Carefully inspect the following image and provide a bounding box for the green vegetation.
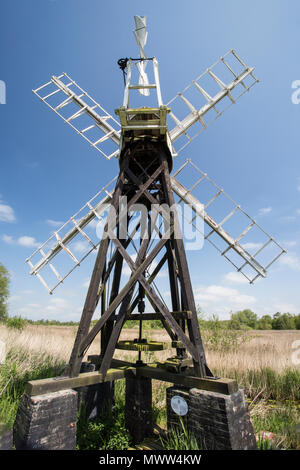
[227,309,300,331]
[159,417,200,450]
[0,348,65,428]
[217,367,300,402]
[0,343,299,449]
[20,309,300,331]
[251,402,300,450]
[0,262,9,321]
[5,316,27,331]
[76,381,132,450]
[199,314,252,353]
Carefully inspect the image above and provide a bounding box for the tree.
[0,262,9,321]
[229,309,258,330]
[257,315,273,330]
[271,312,296,330]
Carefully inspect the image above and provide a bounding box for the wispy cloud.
[46,219,63,228]
[1,234,39,248]
[194,284,256,309]
[1,234,14,244]
[258,207,272,216]
[72,240,89,254]
[223,271,248,284]
[279,252,300,271]
[17,236,39,248]
[0,201,16,223]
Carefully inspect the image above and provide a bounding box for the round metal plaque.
[170,395,188,416]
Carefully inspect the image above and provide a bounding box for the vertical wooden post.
[125,376,153,444]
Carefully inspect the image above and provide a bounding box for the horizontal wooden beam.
[120,311,192,322]
[135,366,238,395]
[26,358,238,396]
[26,367,131,396]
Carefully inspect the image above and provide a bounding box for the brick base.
[167,386,257,450]
[0,423,12,450]
[13,389,78,450]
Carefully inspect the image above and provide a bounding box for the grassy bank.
[0,324,299,449]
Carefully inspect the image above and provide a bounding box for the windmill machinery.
[27,16,285,381]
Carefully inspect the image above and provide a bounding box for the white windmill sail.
[167,50,259,155]
[133,15,150,96]
[33,73,121,160]
[171,159,286,283]
[26,177,117,294]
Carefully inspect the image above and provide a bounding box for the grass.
[159,417,200,450]
[250,400,300,450]
[76,381,132,450]
[0,347,65,428]
[0,324,299,449]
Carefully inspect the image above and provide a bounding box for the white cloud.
[45,297,73,316]
[72,240,90,254]
[46,219,63,227]
[1,234,14,244]
[1,234,39,248]
[0,202,16,222]
[194,284,257,311]
[258,207,272,216]
[223,271,248,284]
[279,253,300,271]
[17,236,39,248]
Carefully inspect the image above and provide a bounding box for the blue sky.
[0,0,300,321]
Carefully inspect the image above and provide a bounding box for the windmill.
[27,16,285,381]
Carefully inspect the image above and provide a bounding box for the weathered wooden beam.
[26,357,238,396]
[26,367,131,396]
[111,311,192,322]
[135,366,238,395]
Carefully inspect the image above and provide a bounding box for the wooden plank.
[135,366,238,395]
[26,367,130,396]
[121,311,192,321]
[27,357,237,396]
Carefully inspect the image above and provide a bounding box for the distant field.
[0,324,299,372]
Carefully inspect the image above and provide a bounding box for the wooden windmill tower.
[21,15,286,449]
